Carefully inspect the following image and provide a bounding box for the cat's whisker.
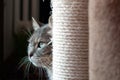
[38,67,43,80]
[40,67,43,80]
[42,68,46,75]
[22,29,31,38]
[19,56,28,64]
[38,68,40,80]
[24,62,29,79]
[37,59,44,80]
[27,62,31,80]
[33,66,37,74]
[26,27,33,37]
[41,60,49,71]
[42,67,47,79]
[18,61,27,70]
[40,60,44,67]
[43,61,49,68]
[45,58,50,66]
[21,56,28,60]
[24,62,29,78]
[24,62,31,79]
[18,56,29,70]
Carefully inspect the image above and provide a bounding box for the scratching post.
[52,0,88,80]
[89,0,120,80]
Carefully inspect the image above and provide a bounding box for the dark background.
[1,0,3,80]
[2,0,51,80]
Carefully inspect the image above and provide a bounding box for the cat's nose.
[29,52,34,58]
[30,53,33,57]
[28,48,35,58]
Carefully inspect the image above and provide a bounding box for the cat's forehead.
[28,24,50,43]
[28,32,39,43]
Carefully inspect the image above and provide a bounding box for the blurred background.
[2,0,51,80]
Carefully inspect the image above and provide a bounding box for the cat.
[27,16,53,80]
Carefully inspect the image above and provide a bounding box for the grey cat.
[27,17,52,80]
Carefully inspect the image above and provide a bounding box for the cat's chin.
[29,56,41,67]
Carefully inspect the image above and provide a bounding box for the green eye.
[40,43,44,46]
[38,42,44,48]
[38,42,41,48]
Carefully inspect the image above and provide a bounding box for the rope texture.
[53,0,88,80]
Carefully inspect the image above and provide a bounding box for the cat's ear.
[48,15,52,28]
[32,17,40,31]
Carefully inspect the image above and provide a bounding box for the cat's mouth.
[29,56,41,67]
[29,54,52,68]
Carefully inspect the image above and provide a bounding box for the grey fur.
[28,18,52,80]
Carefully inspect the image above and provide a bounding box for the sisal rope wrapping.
[89,0,120,80]
[52,0,88,80]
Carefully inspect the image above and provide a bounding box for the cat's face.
[28,18,52,69]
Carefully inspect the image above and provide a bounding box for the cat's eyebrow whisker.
[47,40,52,46]
[26,26,32,36]
[22,29,31,38]
[26,27,32,36]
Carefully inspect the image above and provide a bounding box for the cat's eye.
[38,42,41,48]
[38,42,44,48]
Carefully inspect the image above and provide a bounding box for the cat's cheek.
[37,48,41,50]
[37,48,41,54]
[28,50,31,56]
[28,46,34,55]
[29,56,40,67]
